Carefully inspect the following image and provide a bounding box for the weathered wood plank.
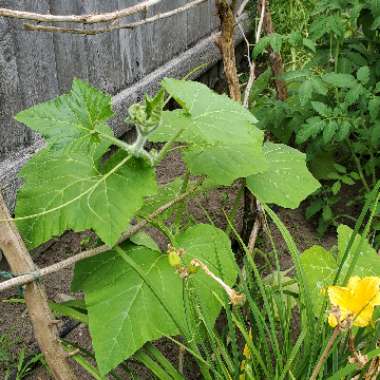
[187,0,211,46]
[0,1,27,158]
[49,0,89,92]
[138,0,188,76]
[12,0,59,150]
[117,0,141,86]
[13,1,59,108]
[209,0,220,30]
[81,0,125,94]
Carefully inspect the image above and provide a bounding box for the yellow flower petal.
[327,276,380,328]
[327,285,351,310]
[328,314,338,328]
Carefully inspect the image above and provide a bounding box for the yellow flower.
[327,276,380,328]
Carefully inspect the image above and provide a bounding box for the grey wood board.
[0,7,27,156]
[49,0,89,93]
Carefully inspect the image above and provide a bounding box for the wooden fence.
[0,0,249,209]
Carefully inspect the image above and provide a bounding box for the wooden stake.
[259,0,288,100]
[215,0,241,102]
[0,193,77,380]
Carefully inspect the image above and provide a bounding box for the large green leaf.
[182,143,266,186]
[246,143,320,209]
[150,79,267,185]
[300,246,338,315]
[72,224,238,375]
[16,150,157,248]
[337,224,380,279]
[15,79,114,155]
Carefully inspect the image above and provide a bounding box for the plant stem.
[346,140,370,192]
[225,184,244,236]
[174,171,191,229]
[98,131,132,153]
[154,128,184,165]
[369,151,377,186]
[309,327,340,380]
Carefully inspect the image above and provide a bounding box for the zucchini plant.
[13,78,320,375]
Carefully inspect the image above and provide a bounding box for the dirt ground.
[0,148,337,380]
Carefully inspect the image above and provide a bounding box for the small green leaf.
[310,18,328,40]
[370,0,380,17]
[311,77,328,95]
[247,143,320,209]
[323,120,338,144]
[370,123,380,147]
[333,163,346,174]
[298,80,314,105]
[287,31,303,47]
[309,152,340,180]
[311,101,331,117]
[250,68,272,100]
[269,33,283,53]
[369,97,380,121]
[303,38,316,52]
[322,205,334,222]
[281,70,310,81]
[296,117,324,144]
[322,73,357,88]
[331,181,341,195]
[349,171,360,181]
[336,120,351,141]
[345,84,364,106]
[341,176,355,185]
[253,36,271,58]
[357,66,370,84]
[305,200,323,220]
